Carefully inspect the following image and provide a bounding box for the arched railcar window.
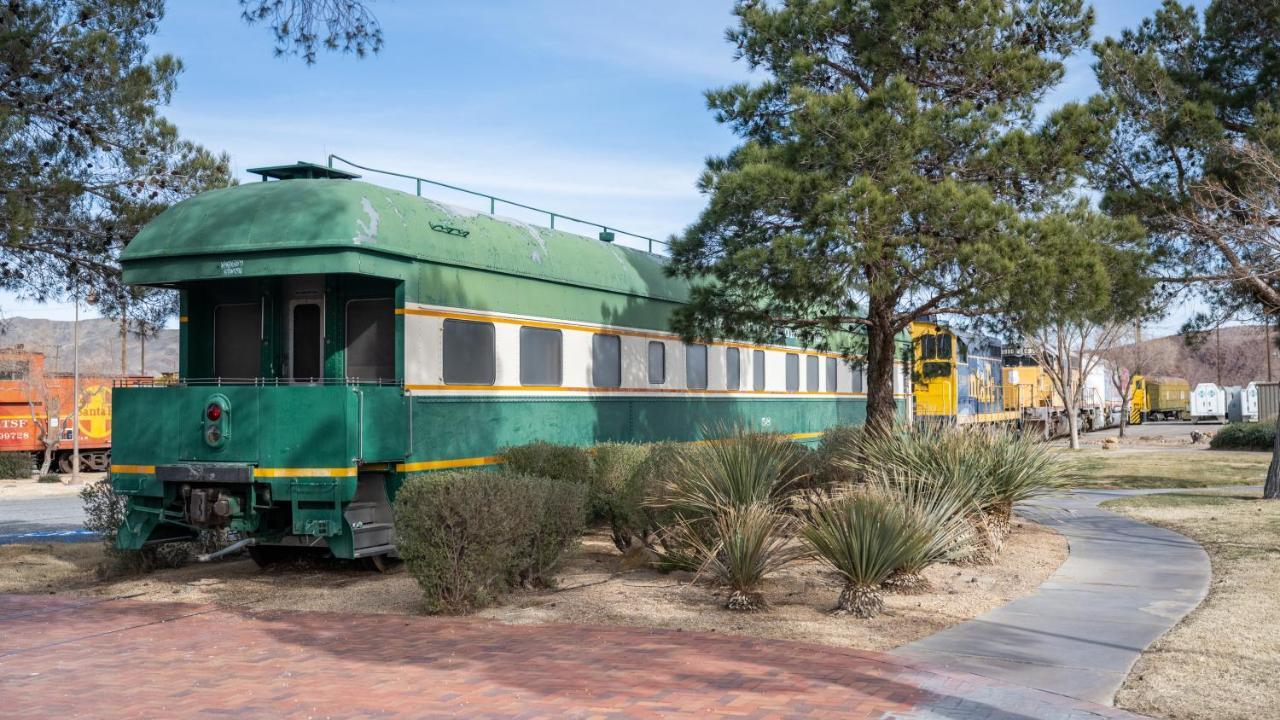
[520,326,562,386]
[752,350,766,391]
[826,357,838,392]
[443,319,495,385]
[592,334,621,388]
[725,347,740,390]
[805,355,819,392]
[648,341,665,385]
[685,343,708,390]
[785,353,799,392]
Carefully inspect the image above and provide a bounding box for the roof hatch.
[246,161,360,181]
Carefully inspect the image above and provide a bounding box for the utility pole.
[1267,320,1274,383]
[1216,323,1223,387]
[71,290,80,484]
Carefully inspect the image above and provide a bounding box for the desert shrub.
[500,442,594,485]
[863,467,979,589]
[592,442,654,551]
[842,426,1066,558]
[800,490,930,618]
[1210,422,1275,451]
[810,425,865,488]
[79,480,191,574]
[680,501,805,611]
[394,469,586,613]
[37,473,61,484]
[650,429,804,571]
[0,452,32,479]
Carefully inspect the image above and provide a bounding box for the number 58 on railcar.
[109,162,913,565]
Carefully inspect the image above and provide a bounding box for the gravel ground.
[1,518,1065,652]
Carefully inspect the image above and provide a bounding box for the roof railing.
[327,154,670,255]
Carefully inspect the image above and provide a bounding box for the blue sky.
[8,0,1204,334]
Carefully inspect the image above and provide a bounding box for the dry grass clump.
[1104,491,1280,720]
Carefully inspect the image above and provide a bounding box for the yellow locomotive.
[910,321,1019,425]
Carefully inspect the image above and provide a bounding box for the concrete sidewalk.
[894,489,1212,706]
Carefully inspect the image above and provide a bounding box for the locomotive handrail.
[327,154,671,255]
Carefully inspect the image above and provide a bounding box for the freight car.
[910,321,1018,425]
[1140,376,1191,422]
[0,348,133,472]
[109,161,913,567]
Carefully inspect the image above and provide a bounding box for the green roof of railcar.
[121,178,686,303]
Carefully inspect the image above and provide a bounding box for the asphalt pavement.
[0,494,93,544]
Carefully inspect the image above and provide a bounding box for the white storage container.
[1191,383,1226,422]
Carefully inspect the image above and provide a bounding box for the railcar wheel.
[57,455,73,474]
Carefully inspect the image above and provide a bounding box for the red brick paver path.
[0,594,1142,719]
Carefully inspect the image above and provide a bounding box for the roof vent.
[598,229,615,243]
[246,161,361,181]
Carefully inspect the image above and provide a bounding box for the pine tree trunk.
[140,334,146,375]
[119,315,127,375]
[865,297,898,435]
[1265,408,1280,499]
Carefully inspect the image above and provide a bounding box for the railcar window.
[345,298,395,382]
[648,341,665,385]
[291,303,323,381]
[0,360,29,379]
[686,343,708,390]
[852,364,864,393]
[826,357,838,392]
[592,334,621,388]
[805,355,819,392]
[726,347,740,390]
[520,326,562,386]
[443,319,495,385]
[753,350,765,391]
[213,302,261,379]
[786,353,799,392]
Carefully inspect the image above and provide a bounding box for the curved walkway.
[0,593,1141,719]
[894,489,1213,706]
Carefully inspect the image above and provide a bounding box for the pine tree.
[668,0,1107,431]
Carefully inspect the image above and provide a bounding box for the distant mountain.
[0,317,177,376]
[1124,324,1279,388]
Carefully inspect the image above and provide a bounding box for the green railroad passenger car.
[110,161,912,565]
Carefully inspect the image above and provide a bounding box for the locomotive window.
[786,353,799,392]
[937,334,952,360]
[805,355,819,392]
[685,343,708,390]
[213,302,261,379]
[921,335,935,360]
[520,326,562,386]
[443,319,495,385]
[725,347,740,390]
[0,359,29,379]
[346,298,395,382]
[592,334,621,388]
[753,350,765,391]
[956,339,968,363]
[648,341,665,384]
[826,357,838,392]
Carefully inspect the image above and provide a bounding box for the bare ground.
[1103,491,1280,720]
[1,518,1065,653]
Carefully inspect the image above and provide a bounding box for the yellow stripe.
[404,383,862,397]
[399,305,862,361]
[253,467,357,478]
[395,456,502,473]
[110,464,155,474]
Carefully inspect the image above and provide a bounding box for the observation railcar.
[109,161,912,566]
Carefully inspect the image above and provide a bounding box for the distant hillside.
[1125,324,1278,387]
[0,317,177,376]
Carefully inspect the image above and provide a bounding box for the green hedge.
[0,452,32,479]
[1210,422,1276,451]
[393,469,586,614]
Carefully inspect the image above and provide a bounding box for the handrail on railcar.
[326,154,670,256]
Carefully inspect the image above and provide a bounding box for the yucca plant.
[800,491,930,618]
[979,429,1071,538]
[863,466,980,591]
[680,501,806,611]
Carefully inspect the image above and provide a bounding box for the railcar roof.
[121,178,686,303]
